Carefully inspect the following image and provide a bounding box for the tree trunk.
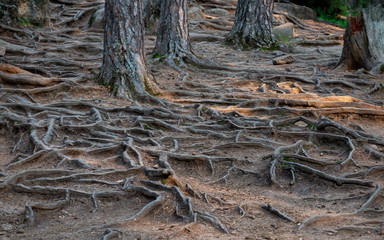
[97,0,161,99]
[226,0,276,49]
[337,6,384,72]
[153,0,195,68]
[143,0,160,31]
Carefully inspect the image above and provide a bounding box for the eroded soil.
[1,0,384,239]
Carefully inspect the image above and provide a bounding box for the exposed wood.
[337,6,384,72]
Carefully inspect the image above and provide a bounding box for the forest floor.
[1,0,384,239]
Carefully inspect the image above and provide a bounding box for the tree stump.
[337,6,384,72]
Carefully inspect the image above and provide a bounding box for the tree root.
[0,65,63,86]
[194,210,230,234]
[261,204,296,223]
[142,180,194,221]
[102,228,122,240]
[280,160,374,187]
[1,4,384,238]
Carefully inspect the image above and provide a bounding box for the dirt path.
[1,1,384,239]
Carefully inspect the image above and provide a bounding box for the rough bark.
[337,5,384,72]
[143,0,161,31]
[153,0,196,68]
[226,0,276,49]
[97,0,161,99]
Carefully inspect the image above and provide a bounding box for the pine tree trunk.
[97,0,161,99]
[226,0,276,49]
[337,6,384,72]
[153,0,194,68]
[143,0,160,31]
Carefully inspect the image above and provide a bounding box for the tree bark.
[226,0,276,49]
[97,0,161,99]
[153,0,195,68]
[143,0,160,31]
[337,6,384,72]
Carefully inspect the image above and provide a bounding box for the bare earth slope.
[1,0,384,239]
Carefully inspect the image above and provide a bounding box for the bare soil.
[1,1,384,239]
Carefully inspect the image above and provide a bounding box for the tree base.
[337,7,384,71]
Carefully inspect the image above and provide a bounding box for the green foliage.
[152,54,166,63]
[283,157,293,162]
[313,0,347,28]
[153,54,163,59]
[314,0,376,29]
[19,17,39,28]
[317,13,347,29]
[279,163,290,169]
[275,34,293,46]
[350,0,372,14]
[258,43,280,52]
[380,64,384,73]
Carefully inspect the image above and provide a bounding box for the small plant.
[283,157,294,162]
[314,0,347,29]
[153,54,164,59]
[275,34,294,46]
[279,163,290,169]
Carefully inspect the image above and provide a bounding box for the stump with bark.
[337,6,384,72]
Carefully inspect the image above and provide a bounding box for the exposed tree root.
[261,204,296,223]
[1,1,384,238]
